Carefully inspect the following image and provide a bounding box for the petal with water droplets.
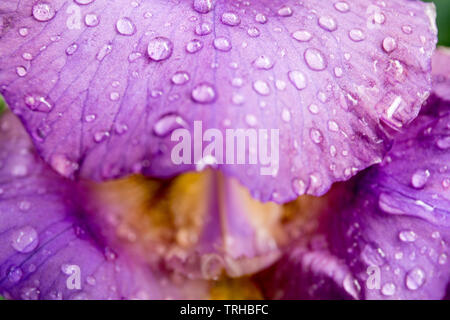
[259,88,450,299]
[0,0,437,203]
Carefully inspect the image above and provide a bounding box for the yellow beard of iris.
[84,169,330,299]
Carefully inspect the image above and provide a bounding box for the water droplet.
[191,83,217,104]
[304,48,327,71]
[116,17,136,36]
[16,66,27,77]
[221,12,240,26]
[277,6,293,17]
[436,137,450,150]
[85,13,100,27]
[32,2,55,22]
[247,26,260,37]
[252,55,274,70]
[213,37,232,52]
[11,226,39,253]
[381,283,396,296]
[292,30,312,42]
[411,169,430,189]
[171,71,190,85]
[382,37,397,53]
[288,70,307,90]
[253,80,271,96]
[255,13,267,24]
[310,128,323,144]
[399,230,418,242]
[195,22,212,36]
[193,0,214,14]
[405,267,425,290]
[318,16,337,31]
[334,2,350,13]
[349,29,365,42]
[66,43,78,55]
[7,266,23,283]
[147,37,173,61]
[186,39,203,53]
[281,108,291,122]
[153,114,187,137]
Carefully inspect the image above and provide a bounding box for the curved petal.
[0,112,205,300]
[0,0,436,203]
[259,86,450,300]
[80,170,285,280]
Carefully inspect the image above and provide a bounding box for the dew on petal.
[11,226,39,253]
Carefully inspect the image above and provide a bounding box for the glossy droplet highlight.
[191,83,217,104]
[116,17,136,36]
[405,267,425,290]
[304,48,327,71]
[32,3,55,22]
[147,37,173,61]
[11,226,39,253]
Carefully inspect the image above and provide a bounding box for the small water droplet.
[186,39,203,53]
[221,12,240,26]
[318,16,337,31]
[193,0,214,14]
[381,283,396,296]
[191,83,217,104]
[382,37,397,53]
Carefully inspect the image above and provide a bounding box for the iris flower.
[0,0,448,300]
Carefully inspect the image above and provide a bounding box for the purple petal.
[0,112,204,300]
[0,0,436,203]
[259,83,450,300]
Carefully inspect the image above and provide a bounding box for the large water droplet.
[191,83,217,104]
[288,71,307,90]
[11,226,39,253]
[153,114,187,137]
[193,0,214,14]
[405,267,425,290]
[304,48,327,71]
[147,37,173,61]
[252,55,274,70]
[116,17,136,36]
[213,37,232,52]
[221,12,240,26]
[32,2,55,22]
[411,169,430,189]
